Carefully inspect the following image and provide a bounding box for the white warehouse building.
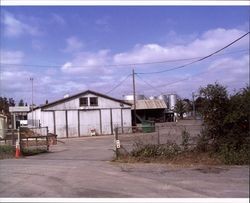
[28,90,132,138]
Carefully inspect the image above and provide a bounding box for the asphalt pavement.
[0,136,249,198]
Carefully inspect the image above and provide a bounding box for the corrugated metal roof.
[132,100,167,110]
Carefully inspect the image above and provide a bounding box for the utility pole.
[30,77,34,126]
[192,92,196,119]
[132,69,137,126]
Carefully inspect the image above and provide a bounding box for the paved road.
[0,136,249,198]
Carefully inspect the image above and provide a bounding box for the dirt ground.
[0,135,249,198]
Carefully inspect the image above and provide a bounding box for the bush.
[0,145,15,159]
[197,84,250,164]
[218,143,250,165]
[195,129,210,152]
[131,141,181,158]
[181,129,190,150]
[21,147,48,156]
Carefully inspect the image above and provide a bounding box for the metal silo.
[157,94,168,108]
[168,94,177,110]
[149,96,157,100]
[123,94,145,101]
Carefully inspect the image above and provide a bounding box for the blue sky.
[0,6,249,105]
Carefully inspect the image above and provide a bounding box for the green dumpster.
[142,121,155,133]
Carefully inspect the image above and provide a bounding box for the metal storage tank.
[157,94,168,108]
[168,94,177,110]
[123,94,145,101]
[149,96,157,100]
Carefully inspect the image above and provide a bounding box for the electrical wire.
[105,74,132,94]
[0,49,248,69]
[135,74,163,95]
[136,32,249,74]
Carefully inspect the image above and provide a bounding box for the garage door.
[67,111,78,137]
[79,110,100,136]
[55,111,66,138]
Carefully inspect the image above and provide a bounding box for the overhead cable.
[135,74,163,95]
[136,32,249,75]
[0,49,248,69]
[105,74,131,94]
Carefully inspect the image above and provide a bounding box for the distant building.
[131,99,167,123]
[9,106,30,129]
[0,114,7,138]
[28,90,132,138]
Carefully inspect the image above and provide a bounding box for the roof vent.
[63,94,70,98]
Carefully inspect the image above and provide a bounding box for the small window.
[79,97,88,106]
[90,97,98,106]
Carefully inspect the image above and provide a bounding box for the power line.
[136,32,249,74]
[135,74,163,95]
[105,74,131,94]
[135,61,248,95]
[0,49,248,69]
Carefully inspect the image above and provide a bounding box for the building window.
[90,97,98,106]
[79,97,88,106]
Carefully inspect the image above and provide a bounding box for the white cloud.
[63,36,84,53]
[51,81,87,94]
[0,50,24,64]
[95,16,111,32]
[61,49,112,74]
[2,11,41,37]
[51,13,66,25]
[138,54,249,98]
[31,40,44,51]
[113,28,247,64]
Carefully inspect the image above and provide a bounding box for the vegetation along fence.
[0,127,57,153]
[114,124,203,158]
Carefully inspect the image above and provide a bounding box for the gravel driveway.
[0,136,249,198]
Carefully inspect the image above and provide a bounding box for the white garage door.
[67,111,79,137]
[55,111,66,138]
[79,110,100,136]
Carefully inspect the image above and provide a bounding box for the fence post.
[12,129,15,146]
[115,127,119,159]
[157,126,160,145]
[17,127,20,145]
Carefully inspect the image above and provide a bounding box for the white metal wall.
[35,92,132,138]
[101,109,111,134]
[112,109,122,128]
[55,111,66,138]
[40,111,53,134]
[122,109,132,127]
[67,111,78,137]
[45,93,131,111]
[79,110,100,136]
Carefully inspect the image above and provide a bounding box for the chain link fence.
[114,124,203,158]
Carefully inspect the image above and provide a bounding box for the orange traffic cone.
[15,142,21,158]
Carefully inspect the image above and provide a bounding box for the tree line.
[175,83,250,164]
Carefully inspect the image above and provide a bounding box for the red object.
[15,144,21,158]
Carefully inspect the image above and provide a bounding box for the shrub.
[218,142,250,165]
[195,129,210,152]
[0,145,15,159]
[181,129,190,150]
[131,141,181,158]
[21,147,48,156]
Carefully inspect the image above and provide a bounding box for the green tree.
[198,83,229,149]
[8,98,15,107]
[18,99,24,106]
[0,97,9,114]
[183,98,192,112]
[174,99,186,119]
[223,86,250,147]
